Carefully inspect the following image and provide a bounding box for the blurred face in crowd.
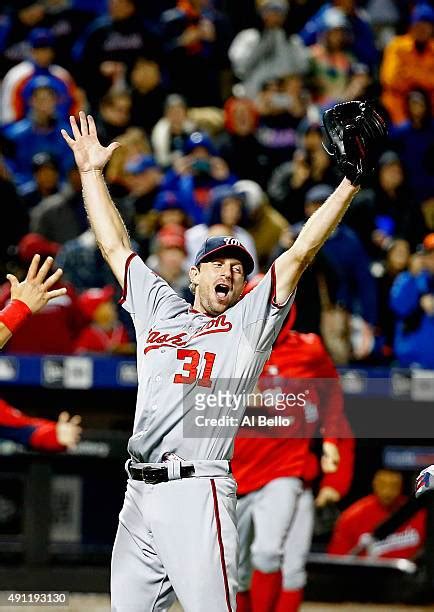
[220,197,242,228]
[373,470,403,508]
[35,164,59,195]
[125,167,162,196]
[379,161,404,192]
[387,240,410,274]
[408,94,429,124]
[159,208,186,227]
[131,59,161,94]
[94,301,117,330]
[30,87,57,120]
[324,26,348,52]
[190,258,246,315]
[411,20,433,44]
[101,94,131,127]
[260,7,287,29]
[31,46,54,68]
[230,101,257,136]
[19,3,45,27]
[110,0,136,20]
[166,102,187,132]
[158,246,186,276]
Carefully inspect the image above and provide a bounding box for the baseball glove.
[322,101,388,186]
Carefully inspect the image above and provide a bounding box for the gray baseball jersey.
[111,251,294,612]
[120,252,295,463]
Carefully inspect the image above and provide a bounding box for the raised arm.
[274,178,358,303]
[61,111,131,285]
[273,100,387,304]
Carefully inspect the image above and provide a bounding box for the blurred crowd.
[0,0,433,367]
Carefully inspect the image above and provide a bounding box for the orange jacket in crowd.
[380,34,434,124]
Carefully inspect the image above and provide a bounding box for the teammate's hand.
[56,411,82,449]
[315,486,341,508]
[61,111,120,173]
[8,254,67,314]
[321,441,340,474]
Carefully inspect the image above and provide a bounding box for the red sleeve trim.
[118,252,137,305]
[270,263,288,309]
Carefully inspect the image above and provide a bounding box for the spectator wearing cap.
[135,190,193,263]
[74,286,131,354]
[30,167,88,244]
[161,0,232,106]
[0,232,85,354]
[153,191,193,229]
[0,27,80,126]
[163,131,237,224]
[128,56,167,137]
[300,0,378,69]
[151,94,196,168]
[390,89,434,204]
[215,97,264,185]
[390,233,434,369]
[122,153,164,216]
[229,0,309,99]
[72,0,161,106]
[301,184,378,329]
[2,81,73,195]
[24,153,61,209]
[306,7,370,110]
[146,224,191,300]
[185,185,258,274]
[381,3,434,125]
[233,179,288,270]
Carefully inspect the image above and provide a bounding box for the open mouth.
[215,283,230,300]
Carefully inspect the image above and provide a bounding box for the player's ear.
[189,266,200,284]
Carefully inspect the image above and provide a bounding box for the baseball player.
[0,254,66,349]
[232,278,354,612]
[61,105,380,612]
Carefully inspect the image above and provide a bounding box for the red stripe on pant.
[210,478,232,612]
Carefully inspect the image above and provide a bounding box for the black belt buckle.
[142,466,167,484]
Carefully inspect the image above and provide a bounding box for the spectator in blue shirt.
[2,78,73,193]
[390,234,434,369]
[163,131,237,224]
[300,0,378,69]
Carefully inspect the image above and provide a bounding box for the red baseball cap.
[77,286,115,320]
[18,233,60,263]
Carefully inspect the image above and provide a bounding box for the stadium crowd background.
[0,0,433,369]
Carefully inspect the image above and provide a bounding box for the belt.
[128,460,195,484]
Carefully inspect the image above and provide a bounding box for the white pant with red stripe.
[111,461,238,612]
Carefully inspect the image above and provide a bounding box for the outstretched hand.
[61,111,120,173]
[8,254,67,314]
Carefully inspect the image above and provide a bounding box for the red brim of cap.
[196,244,254,275]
